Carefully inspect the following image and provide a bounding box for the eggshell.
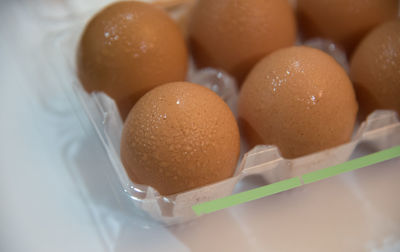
[350,19,400,117]
[238,46,358,158]
[77,1,188,120]
[188,0,296,83]
[297,0,398,53]
[120,82,240,195]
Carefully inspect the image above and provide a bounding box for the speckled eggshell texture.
[77,1,188,120]
[188,0,296,83]
[120,82,240,195]
[350,19,400,117]
[239,46,358,159]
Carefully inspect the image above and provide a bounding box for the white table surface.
[1,1,399,251]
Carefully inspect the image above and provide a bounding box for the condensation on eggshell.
[238,46,358,159]
[77,1,188,120]
[120,82,240,195]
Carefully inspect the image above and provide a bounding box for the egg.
[188,0,296,83]
[297,0,398,53]
[350,19,400,117]
[238,46,358,159]
[120,82,240,195]
[77,1,188,120]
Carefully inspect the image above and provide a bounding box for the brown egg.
[350,19,400,117]
[188,0,296,83]
[297,0,398,53]
[238,46,358,159]
[77,1,188,120]
[120,82,240,195]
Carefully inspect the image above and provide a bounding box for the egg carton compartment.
[45,1,400,225]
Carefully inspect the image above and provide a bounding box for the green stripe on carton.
[192,145,400,216]
[302,145,400,184]
[192,177,302,215]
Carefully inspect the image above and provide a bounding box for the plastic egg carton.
[46,0,400,225]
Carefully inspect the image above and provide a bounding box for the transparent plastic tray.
[46,1,400,225]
